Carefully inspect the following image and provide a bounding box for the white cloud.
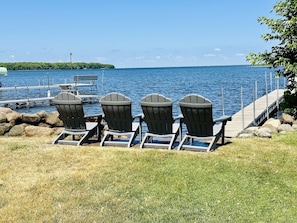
[214,48,221,51]
[144,59,156,63]
[235,53,245,57]
[135,56,144,60]
[155,56,161,59]
[10,55,15,58]
[204,54,216,57]
[95,56,106,62]
[175,56,184,62]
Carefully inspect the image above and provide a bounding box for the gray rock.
[0,123,12,135]
[263,118,281,129]
[25,126,55,137]
[36,110,48,119]
[0,107,13,114]
[280,113,294,125]
[0,112,7,123]
[237,133,255,138]
[45,111,62,126]
[6,111,21,123]
[21,113,41,124]
[278,124,295,133]
[7,124,28,136]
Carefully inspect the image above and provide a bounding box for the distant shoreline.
[0,62,115,71]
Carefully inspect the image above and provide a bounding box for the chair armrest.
[174,114,184,121]
[214,115,232,123]
[133,113,144,122]
[133,113,143,119]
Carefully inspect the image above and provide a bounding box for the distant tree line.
[0,62,115,70]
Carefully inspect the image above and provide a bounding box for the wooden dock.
[225,89,285,138]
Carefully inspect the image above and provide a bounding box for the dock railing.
[223,73,286,138]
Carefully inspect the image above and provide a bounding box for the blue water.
[0,65,285,118]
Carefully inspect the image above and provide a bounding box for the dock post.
[270,72,273,92]
[241,86,244,130]
[221,87,225,116]
[265,72,269,120]
[253,87,256,125]
[276,77,280,111]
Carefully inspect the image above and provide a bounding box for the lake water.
[0,65,285,118]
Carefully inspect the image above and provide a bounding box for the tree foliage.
[246,0,297,115]
[0,62,115,70]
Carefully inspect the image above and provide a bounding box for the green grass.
[0,133,297,222]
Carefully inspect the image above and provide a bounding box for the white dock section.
[0,74,100,109]
[225,89,285,138]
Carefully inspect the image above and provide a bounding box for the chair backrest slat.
[100,92,133,132]
[141,94,173,134]
[179,94,213,136]
[53,92,86,130]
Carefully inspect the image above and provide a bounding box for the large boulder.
[278,124,295,133]
[36,110,48,119]
[263,118,280,128]
[261,123,278,134]
[280,113,294,125]
[0,112,7,123]
[7,123,28,136]
[6,111,21,124]
[45,111,63,126]
[21,113,41,124]
[0,107,13,114]
[0,123,13,135]
[255,127,272,138]
[25,126,55,137]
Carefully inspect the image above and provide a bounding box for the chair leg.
[177,135,188,150]
[140,133,149,149]
[127,132,136,148]
[208,134,221,151]
[100,132,110,147]
[52,132,68,144]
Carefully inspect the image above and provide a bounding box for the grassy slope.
[0,133,297,223]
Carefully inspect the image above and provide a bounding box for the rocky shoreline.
[237,113,297,138]
[0,107,63,137]
[1,107,297,139]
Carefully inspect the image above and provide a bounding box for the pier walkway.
[0,80,100,109]
[225,89,285,138]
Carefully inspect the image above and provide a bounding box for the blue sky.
[1,0,277,68]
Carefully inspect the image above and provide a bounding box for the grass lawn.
[0,132,297,223]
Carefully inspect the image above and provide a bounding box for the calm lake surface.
[0,65,285,118]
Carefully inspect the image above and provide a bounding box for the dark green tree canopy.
[0,62,115,70]
[247,1,297,85]
[247,0,297,114]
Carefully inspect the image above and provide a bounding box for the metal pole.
[253,86,256,125]
[241,86,244,130]
[270,72,273,92]
[277,77,279,111]
[255,80,258,100]
[221,87,225,116]
[70,52,73,70]
[101,69,104,96]
[265,72,269,120]
[47,72,51,97]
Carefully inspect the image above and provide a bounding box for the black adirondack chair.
[52,92,101,146]
[140,93,182,150]
[99,92,142,147]
[177,94,231,152]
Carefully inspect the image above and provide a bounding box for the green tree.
[247,0,297,116]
